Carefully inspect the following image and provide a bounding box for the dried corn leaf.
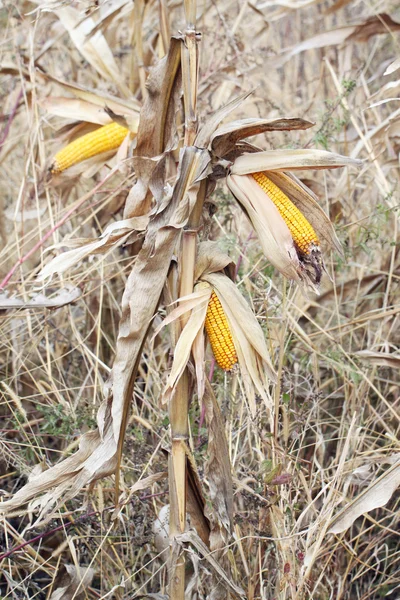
[273,14,400,67]
[231,149,361,174]
[354,350,400,369]
[195,90,252,149]
[37,217,148,280]
[328,459,400,534]
[124,37,182,217]
[385,57,400,76]
[186,445,211,546]
[53,5,131,97]
[211,117,314,158]
[0,412,116,521]
[0,285,81,309]
[203,379,233,548]
[50,564,94,600]
[176,531,246,598]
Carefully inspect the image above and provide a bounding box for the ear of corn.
[205,292,237,371]
[252,171,319,256]
[51,122,130,174]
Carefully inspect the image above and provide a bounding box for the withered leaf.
[50,564,94,600]
[211,117,314,158]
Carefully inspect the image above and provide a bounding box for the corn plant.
[0,1,366,599]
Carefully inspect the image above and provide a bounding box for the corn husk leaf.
[162,285,211,404]
[41,97,114,125]
[50,564,95,600]
[211,117,314,158]
[203,272,275,415]
[328,458,400,534]
[266,170,343,255]
[231,149,361,174]
[43,73,140,117]
[227,173,301,282]
[194,241,234,281]
[37,217,148,280]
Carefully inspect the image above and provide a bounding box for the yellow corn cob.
[205,292,237,371]
[252,172,319,255]
[51,122,129,173]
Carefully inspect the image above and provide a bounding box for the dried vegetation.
[0,1,399,599]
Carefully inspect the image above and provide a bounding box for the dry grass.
[0,1,399,599]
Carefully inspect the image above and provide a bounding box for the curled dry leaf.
[37,217,149,280]
[328,458,400,534]
[211,117,314,158]
[50,564,95,600]
[124,37,182,217]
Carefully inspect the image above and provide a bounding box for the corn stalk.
[168,1,202,597]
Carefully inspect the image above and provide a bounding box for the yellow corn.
[205,292,237,371]
[252,172,319,255]
[51,122,129,173]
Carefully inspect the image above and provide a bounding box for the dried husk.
[231,149,362,174]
